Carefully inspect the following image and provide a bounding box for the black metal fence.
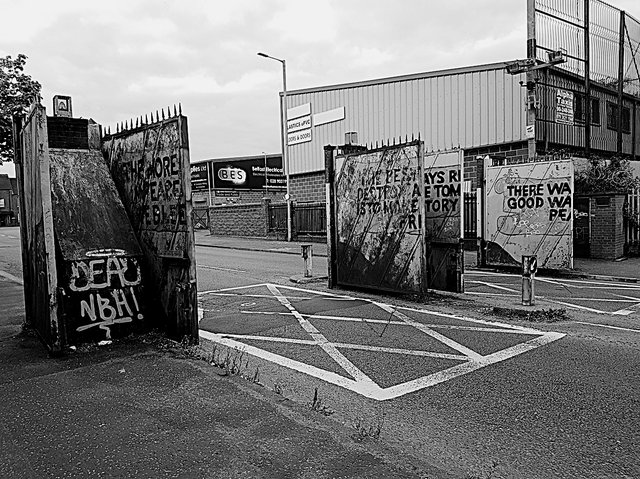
[464,191,477,240]
[266,202,326,240]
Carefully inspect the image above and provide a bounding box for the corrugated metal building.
[281,61,640,203]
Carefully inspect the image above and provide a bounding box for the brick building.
[0,174,19,226]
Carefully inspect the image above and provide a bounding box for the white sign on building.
[287,103,312,145]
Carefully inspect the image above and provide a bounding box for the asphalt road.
[466,269,640,316]
[195,244,640,479]
[2,227,640,478]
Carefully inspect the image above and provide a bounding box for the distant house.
[0,174,19,226]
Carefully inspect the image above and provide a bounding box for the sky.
[2,0,639,178]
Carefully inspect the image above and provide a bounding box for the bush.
[575,156,640,194]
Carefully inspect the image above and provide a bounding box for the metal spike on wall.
[155,110,159,122]
[173,104,177,116]
[178,103,182,115]
[162,108,165,120]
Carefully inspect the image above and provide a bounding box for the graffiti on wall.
[64,253,144,340]
[424,150,463,243]
[485,159,574,269]
[335,142,425,293]
[104,119,188,259]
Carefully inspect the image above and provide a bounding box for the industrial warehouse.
[200,0,640,265]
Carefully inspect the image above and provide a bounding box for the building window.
[606,101,631,133]
[574,94,600,125]
[0,199,4,208]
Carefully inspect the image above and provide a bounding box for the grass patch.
[490,307,569,323]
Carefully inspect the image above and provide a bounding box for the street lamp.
[258,52,292,242]
[262,151,268,196]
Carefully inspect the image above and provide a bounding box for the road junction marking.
[198,283,565,401]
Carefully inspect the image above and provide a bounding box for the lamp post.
[257,52,292,242]
[262,151,268,195]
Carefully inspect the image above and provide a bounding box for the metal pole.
[617,10,626,154]
[282,59,292,242]
[206,160,212,207]
[263,151,268,195]
[584,0,591,156]
[526,0,537,160]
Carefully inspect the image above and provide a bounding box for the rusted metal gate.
[424,150,464,292]
[103,112,198,341]
[267,203,287,235]
[330,141,426,294]
[483,158,574,269]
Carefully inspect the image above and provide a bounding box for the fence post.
[262,198,271,236]
[325,145,337,288]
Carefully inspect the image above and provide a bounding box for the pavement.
[0,271,439,477]
[2,231,639,478]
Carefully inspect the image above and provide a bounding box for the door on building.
[574,196,590,258]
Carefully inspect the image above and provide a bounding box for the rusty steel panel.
[102,116,198,340]
[49,149,142,260]
[49,148,145,344]
[59,254,145,343]
[485,159,574,269]
[335,142,425,293]
[424,149,464,293]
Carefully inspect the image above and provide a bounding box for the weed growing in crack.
[273,383,283,395]
[352,413,385,442]
[308,388,334,416]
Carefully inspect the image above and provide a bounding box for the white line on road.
[266,284,381,390]
[466,280,520,293]
[199,283,567,400]
[573,321,640,333]
[0,270,23,285]
[374,302,484,361]
[216,333,469,361]
[199,265,248,273]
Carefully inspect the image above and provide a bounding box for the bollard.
[301,244,313,277]
[522,255,537,306]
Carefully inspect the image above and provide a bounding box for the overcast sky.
[2,0,639,177]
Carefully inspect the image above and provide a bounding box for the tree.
[0,54,41,164]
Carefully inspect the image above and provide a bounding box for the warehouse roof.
[284,61,510,96]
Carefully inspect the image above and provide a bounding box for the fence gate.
[574,196,591,257]
[424,150,464,292]
[333,141,426,293]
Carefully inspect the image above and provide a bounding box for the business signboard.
[190,162,209,192]
[212,156,286,190]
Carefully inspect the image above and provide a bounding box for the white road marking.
[216,333,469,361]
[199,265,247,273]
[0,270,23,285]
[200,283,566,400]
[466,280,520,293]
[240,310,539,334]
[199,283,268,295]
[546,299,633,315]
[574,321,640,333]
[374,302,483,361]
[266,284,380,389]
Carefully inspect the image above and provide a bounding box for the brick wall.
[463,141,529,190]
[589,194,625,260]
[290,172,325,203]
[209,201,268,237]
[47,117,89,149]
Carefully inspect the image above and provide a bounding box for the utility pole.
[526,0,537,160]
